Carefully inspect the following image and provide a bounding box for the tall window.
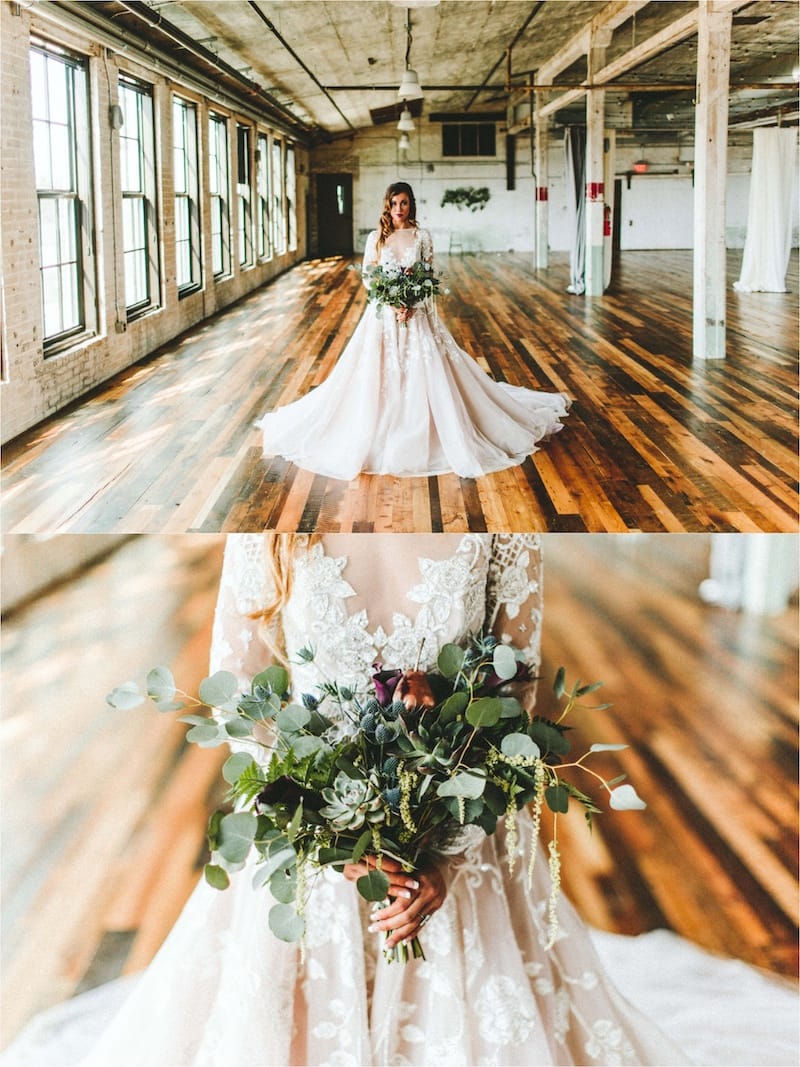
[173,97,201,294]
[286,144,297,253]
[209,113,231,277]
[30,42,94,351]
[271,138,286,256]
[118,76,159,314]
[236,125,253,268]
[256,132,271,260]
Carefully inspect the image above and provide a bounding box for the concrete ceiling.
[86,0,799,141]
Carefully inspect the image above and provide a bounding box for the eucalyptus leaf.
[217,811,258,864]
[317,846,353,867]
[146,666,176,703]
[222,752,256,785]
[530,720,571,756]
[465,697,502,728]
[589,743,629,752]
[553,666,566,699]
[276,704,312,733]
[290,735,325,759]
[609,784,647,810]
[286,802,304,845]
[203,863,230,891]
[268,903,305,942]
[499,697,523,719]
[576,680,605,697]
[269,867,297,903]
[439,691,469,723]
[224,716,252,739]
[155,700,186,713]
[199,670,239,710]
[106,682,144,710]
[492,644,518,681]
[178,713,211,726]
[437,643,465,678]
[186,722,222,745]
[254,665,289,696]
[501,733,541,759]
[351,827,373,865]
[437,771,486,799]
[356,868,390,902]
[545,784,570,813]
[207,810,224,851]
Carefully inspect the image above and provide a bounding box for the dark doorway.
[317,175,353,256]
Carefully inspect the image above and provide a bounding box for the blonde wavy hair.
[250,534,319,665]
[377,181,418,249]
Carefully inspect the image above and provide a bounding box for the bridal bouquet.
[108,636,645,962]
[362,261,441,322]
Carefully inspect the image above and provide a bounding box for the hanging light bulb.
[398,132,411,152]
[397,9,424,100]
[397,106,415,132]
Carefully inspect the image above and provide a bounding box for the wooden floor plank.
[2,251,796,533]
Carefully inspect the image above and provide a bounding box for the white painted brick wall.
[0,3,308,444]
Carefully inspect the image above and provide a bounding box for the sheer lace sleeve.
[418,227,434,269]
[209,534,278,687]
[485,534,543,700]
[362,229,379,287]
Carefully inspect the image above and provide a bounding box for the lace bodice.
[362,227,434,277]
[210,534,542,705]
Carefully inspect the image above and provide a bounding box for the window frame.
[256,131,271,261]
[118,74,160,318]
[236,123,254,269]
[173,95,202,297]
[271,137,286,257]
[208,111,232,279]
[286,143,297,254]
[441,122,496,158]
[30,41,96,355]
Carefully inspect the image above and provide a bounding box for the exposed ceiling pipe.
[246,0,356,132]
[115,0,313,136]
[463,0,545,112]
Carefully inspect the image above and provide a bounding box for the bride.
[257,184,570,480]
[4,535,797,1067]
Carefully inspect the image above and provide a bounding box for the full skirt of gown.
[256,301,570,480]
[4,815,798,1067]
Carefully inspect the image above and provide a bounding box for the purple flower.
[372,663,402,705]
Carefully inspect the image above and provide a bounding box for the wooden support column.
[585,30,610,296]
[534,90,549,270]
[693,1,733,359]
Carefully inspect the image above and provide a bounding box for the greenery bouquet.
[108,634,645,963]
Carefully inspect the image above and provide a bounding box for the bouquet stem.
[384,935,426,964]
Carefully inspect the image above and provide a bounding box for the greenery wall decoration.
[440,186,491,212]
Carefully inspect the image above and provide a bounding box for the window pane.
[60,262,80,331]
[50,125,72,189]
[30,51,48,120]
[46,57,69,126]
[39,199,59,267]
[58,198,77,263]
[41,265,63,336]
[33,120,53,189]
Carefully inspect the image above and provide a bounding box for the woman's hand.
[343,856,447,949]
[394,306,413,324]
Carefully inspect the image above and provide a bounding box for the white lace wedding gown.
[256,230,570,479]
[4,536,797,1067]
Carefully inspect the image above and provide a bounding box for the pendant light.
[397,106,415,132]
[397,8,424,100]
[398,132,411,153]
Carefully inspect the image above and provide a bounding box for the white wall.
[313,121,799,255]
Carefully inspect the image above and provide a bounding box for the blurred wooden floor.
[2,250,797,534]
[1,533,796,1047]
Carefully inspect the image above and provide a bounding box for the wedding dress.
[4,536,798,1067]
[256,230,570,479]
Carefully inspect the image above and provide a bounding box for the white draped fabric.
[734,127,797,293]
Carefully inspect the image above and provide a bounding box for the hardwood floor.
[2,251,797,534]
[1,534,796,1047]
